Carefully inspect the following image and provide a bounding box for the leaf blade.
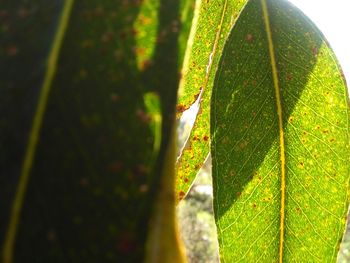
[2,1,74,261]
[176,0,248,202]
[211,0,350,261]
[1,0,187,261]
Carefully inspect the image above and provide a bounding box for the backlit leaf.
[211,0,350,261]
[176,0,248,202]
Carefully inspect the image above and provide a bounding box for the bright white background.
[289,0,350,93]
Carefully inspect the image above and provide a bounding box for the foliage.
[1,0,192,262]
[0,0,349,262]
[211,0,349,261]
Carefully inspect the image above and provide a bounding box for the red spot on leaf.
[193,135,200,141]
[176,104,186,113]
[136,109,151,124]
[179,191,185,198]
[106,162,123,173]
[110,93,120,102]
[6,45,18,56]
[246,34,253,43]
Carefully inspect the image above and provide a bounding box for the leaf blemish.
[179,191,185,198]
[245,33,253,43]
[298,162,305,169]
[176,104,186,113]
[286,73,293,81]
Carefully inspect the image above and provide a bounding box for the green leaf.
[0,0,188,262]
[211,0,350,261]
[176,0,248,202]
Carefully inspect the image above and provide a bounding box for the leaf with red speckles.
[211,0,350,261]
[0,0,193,262]
[175,0,248,203]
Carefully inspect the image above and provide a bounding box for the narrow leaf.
[176,0,248,202]
[211,0,350,261]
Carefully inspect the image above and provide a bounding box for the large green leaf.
[211,0,350,261]
[0,0,189,262]
[175,0,248,202]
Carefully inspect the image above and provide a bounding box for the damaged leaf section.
[176,0,248,202]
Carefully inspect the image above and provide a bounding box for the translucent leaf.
[211,0,350,261]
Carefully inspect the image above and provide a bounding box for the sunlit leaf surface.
[211,0,350,261]
[176,0,247,202]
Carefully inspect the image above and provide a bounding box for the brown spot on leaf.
[0,10,9,18]
[107,162,123,173]
[194,91,201,101]
[138,14,152,25]
[139,184,149,193]
[101,31,114,43]
[203,135,209,141]
[179,191,185,198]
[133,164,148,177]
[133,47,146,56]
[110,93,120,102]
[298,162,304,169]
[18,7,30,18]
[193,135,200,141]
[6,45,18,56]
[176,104,186,113]
[246,33,253,42]
[140,59,153,70]
[136,109,151,124]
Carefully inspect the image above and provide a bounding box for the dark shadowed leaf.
[0,0,191,262]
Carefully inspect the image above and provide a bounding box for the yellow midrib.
[261,0,286,262]
[2,1,74,262]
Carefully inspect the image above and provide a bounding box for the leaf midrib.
[2,1,75,262]
[261,0,286,262]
